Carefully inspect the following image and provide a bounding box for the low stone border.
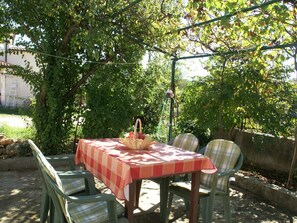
[0,157,36,171]
[0,156,73,171]
[234,173,297,214]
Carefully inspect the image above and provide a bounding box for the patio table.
[75,138,216,223]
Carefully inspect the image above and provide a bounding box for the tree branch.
[65,64,98,99]
[66,57,113,99]
[60,24,78,52]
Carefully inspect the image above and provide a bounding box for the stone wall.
[0,134,31,158]
[222,129,295,173]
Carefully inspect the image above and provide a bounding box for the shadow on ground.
[0,169,296,223]
[0,171,39,222]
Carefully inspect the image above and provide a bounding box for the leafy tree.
[82,54,145,138]
[183,0,295,53]
[180,0,297,186]
[179,51,296,139]
[0,2,8,43]
[1,0,185,154]
[1,0,295,155]
[82,53,173,141]
[141,54,175,141]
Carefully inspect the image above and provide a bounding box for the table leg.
[160,177,170,223]
[189,171,201,223]
[135,180,142,208]
[125,181,136,223]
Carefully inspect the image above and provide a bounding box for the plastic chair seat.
[68,199,125,223]
[59,177,85,195]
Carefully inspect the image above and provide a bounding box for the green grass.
[0,124,35,139]
[0,110,35,139]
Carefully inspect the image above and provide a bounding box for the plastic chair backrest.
[28,140,72,222]
[201,139,241,192]
[172,133,199,152]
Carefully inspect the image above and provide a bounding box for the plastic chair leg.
[200,197,208,222]
[49,200,55,223]
[223,195,231,222]
[196,199,201,222]
[205,195,215,223]
[184,198,190,211]
[40,187,50,223]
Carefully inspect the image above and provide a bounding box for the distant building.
[0,36,36,107]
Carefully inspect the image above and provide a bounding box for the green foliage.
[1,0,295,154]
[183,0,295,53]
[0,4,11,44]
[178,51,297,138]
[176,75,218,144]
[0,101,34,117]
[1,0,186,154]
[82,65,144,138]
[141,54,173,135]
[82,53,173,140]
[0,107,21,115]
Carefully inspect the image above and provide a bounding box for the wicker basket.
[120,118,154,150]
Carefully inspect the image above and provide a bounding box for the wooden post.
[287,126,297,187]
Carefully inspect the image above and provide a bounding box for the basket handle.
[133,118,142,138]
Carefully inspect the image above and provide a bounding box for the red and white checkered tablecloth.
[75,138,216,200]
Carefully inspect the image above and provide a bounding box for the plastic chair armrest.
[47,175,114,203]
[58,170,97,195]
[197,146,206,154]
[46,154,75,170]
[67,194,116,203]
[217,169,236,178]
